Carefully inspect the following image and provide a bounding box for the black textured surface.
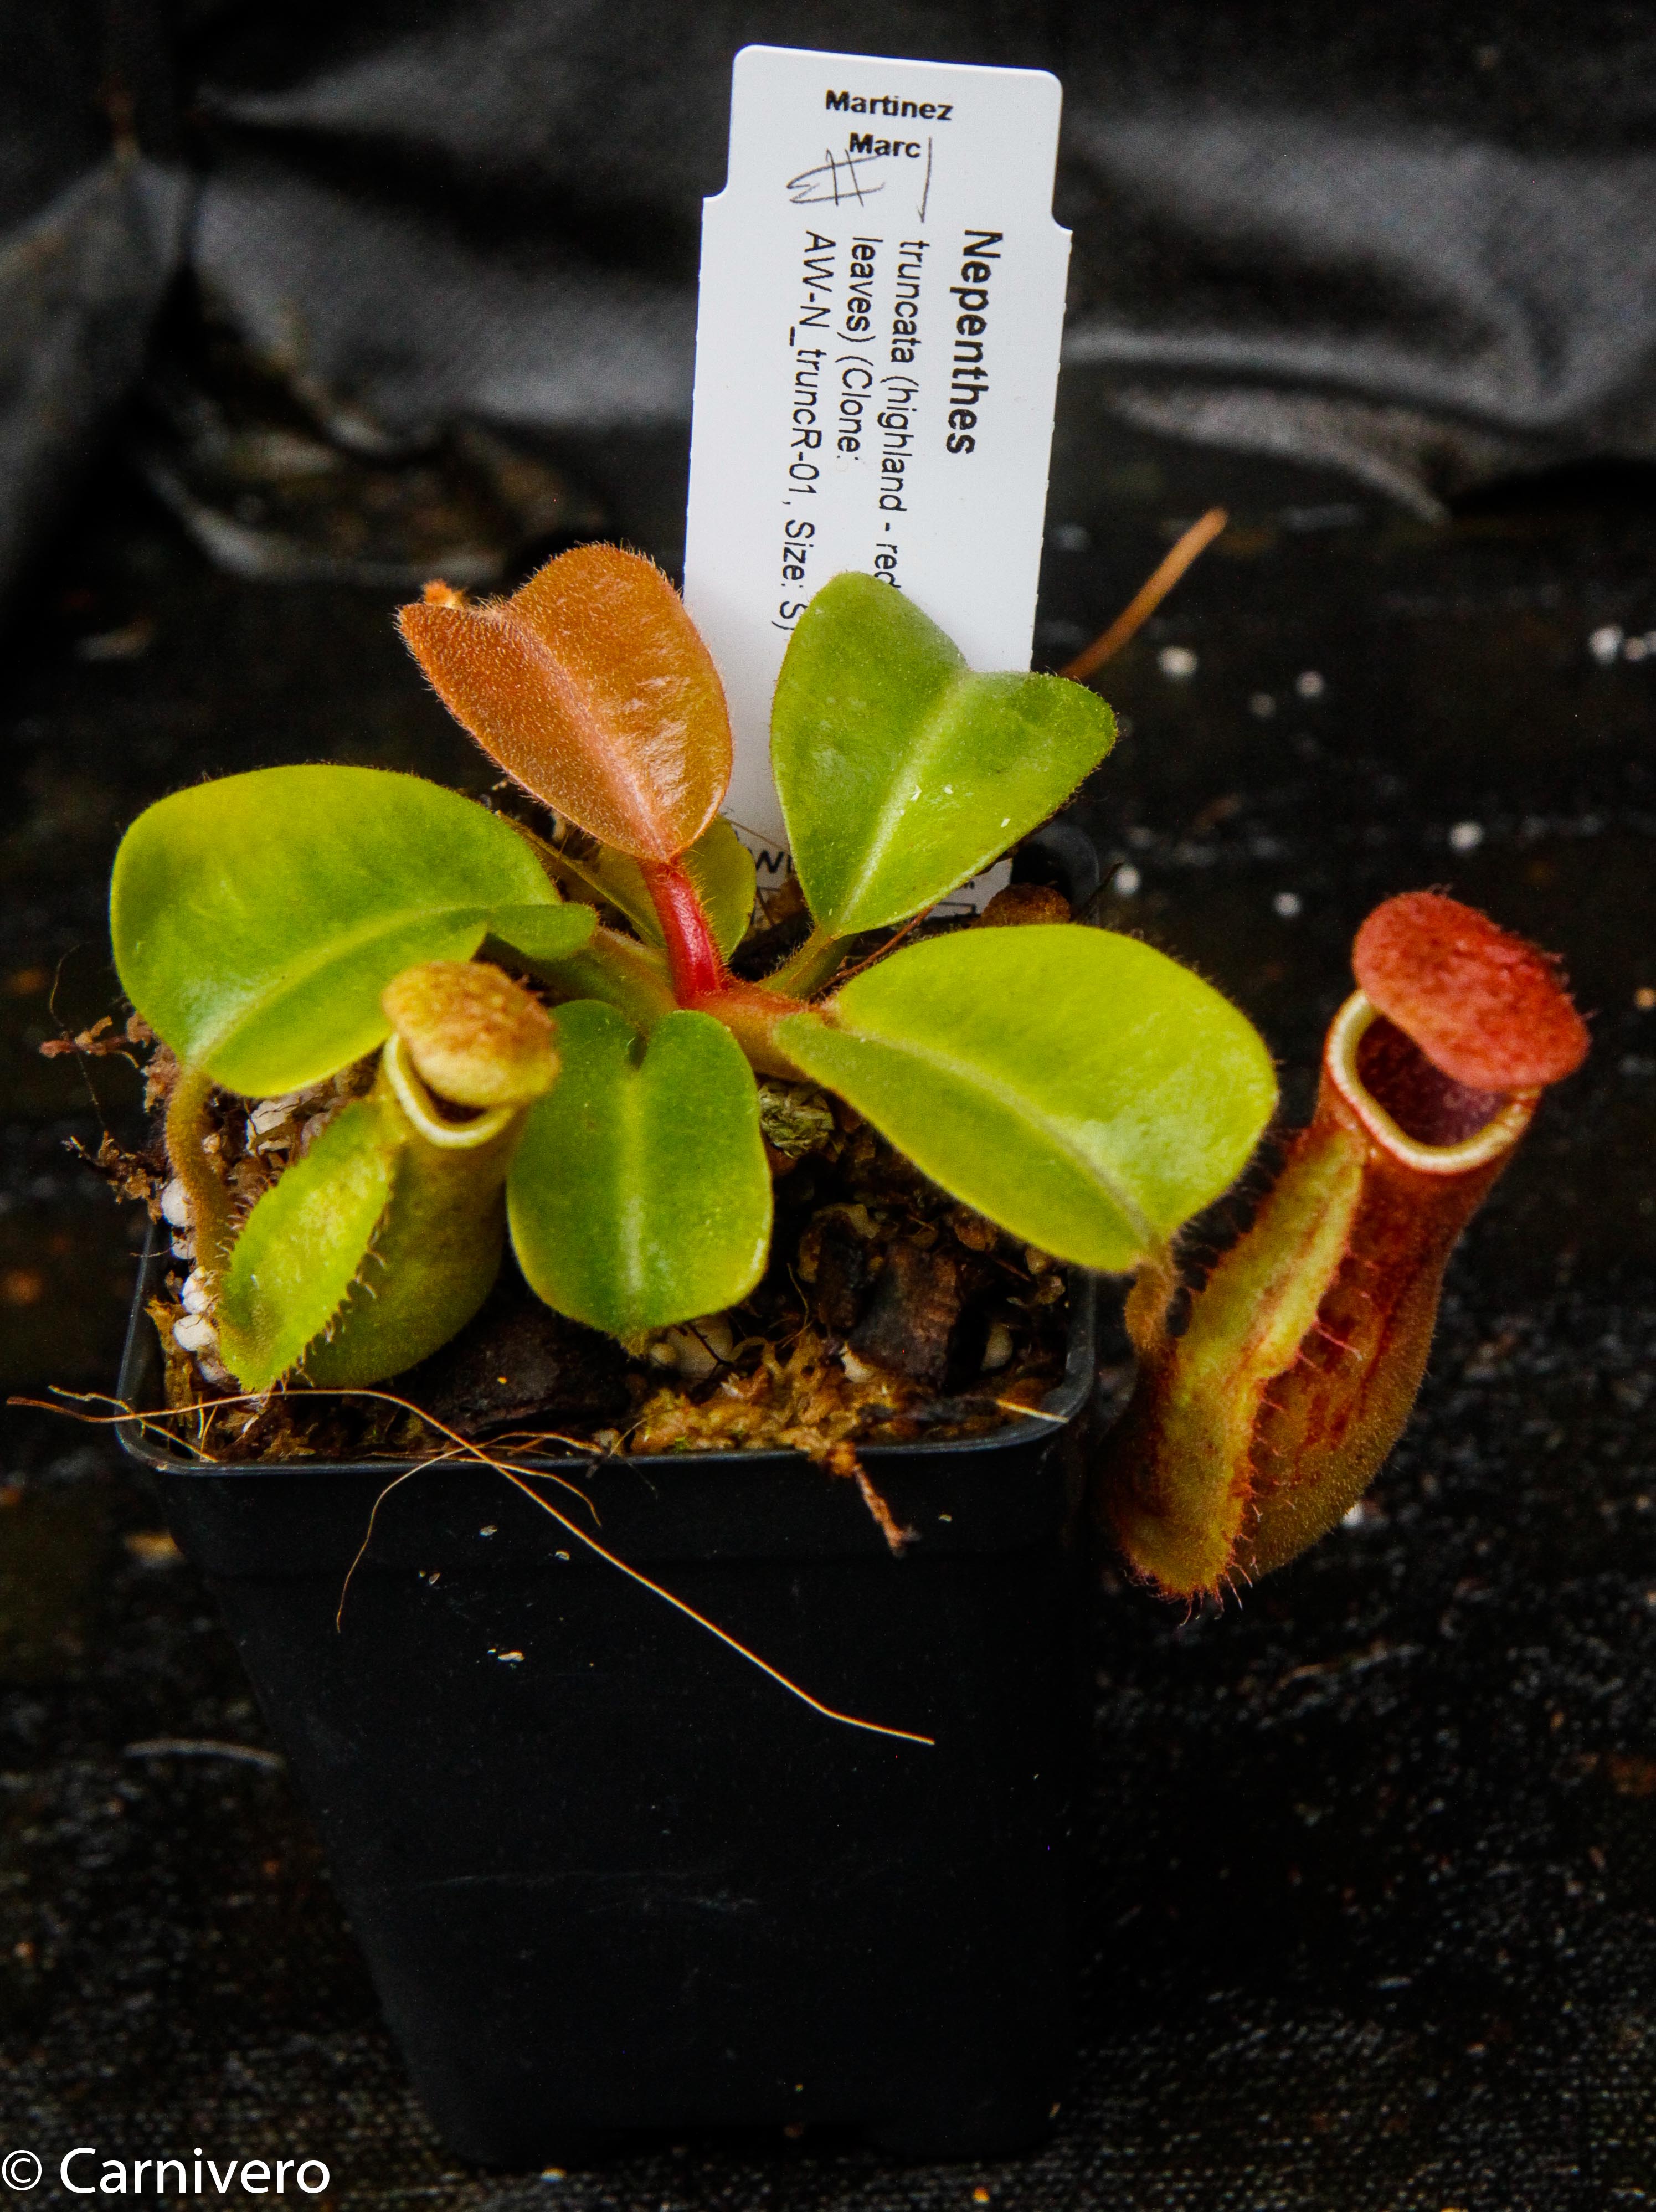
[183,0,1656,518]
[3,434,1655,2204]
[11,3,1656,605]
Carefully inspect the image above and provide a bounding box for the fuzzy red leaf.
[398,546,732,862]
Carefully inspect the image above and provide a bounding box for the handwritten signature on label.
[787,139,935,218]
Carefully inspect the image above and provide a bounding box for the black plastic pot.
[113,826,1106,2168]
[119,1256,1096,2165]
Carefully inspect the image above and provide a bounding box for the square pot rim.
[114,1234,1098,1481]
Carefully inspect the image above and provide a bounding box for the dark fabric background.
[6,1,1656,604]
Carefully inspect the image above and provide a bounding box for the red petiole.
[641,857,728,1002]
[636,853,811,1076]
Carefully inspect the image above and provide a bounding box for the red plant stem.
[641,856,727,1003]
[685,979,805,1078]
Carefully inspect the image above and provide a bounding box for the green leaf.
[112,764,579,1095]
[776,925,1276,1272]
[592,817,757,960]
[487,903,598,965]
[218,1101,394,1390]
[508,1002,771,1335]
[772,574,1116,934]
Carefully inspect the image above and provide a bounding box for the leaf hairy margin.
[217,1100,394,1390]
[398,547,732,862]
[776,926,1276,1272]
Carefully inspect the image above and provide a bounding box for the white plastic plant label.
[683,43,1071,912]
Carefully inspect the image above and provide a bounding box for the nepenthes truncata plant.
[103,544,1588,1592]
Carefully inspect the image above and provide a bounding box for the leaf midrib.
[826,671,981,928]
[502,609,677,859]
[616,1063,646,1314]
[806,1014,1155,1254]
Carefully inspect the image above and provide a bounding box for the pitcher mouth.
[383,1031,518,1149]
[1325,990,1537,1175]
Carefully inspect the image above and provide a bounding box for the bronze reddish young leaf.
[397,546,732,862]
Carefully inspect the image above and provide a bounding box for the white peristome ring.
[1325,990,1537,1176]
[383,1031,517,1150]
